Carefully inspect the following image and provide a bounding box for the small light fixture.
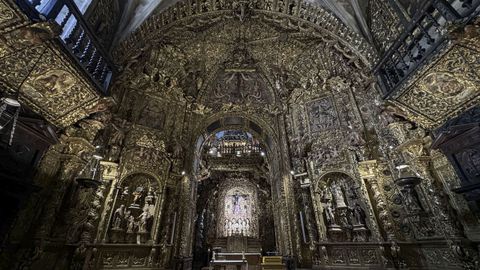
[181,171,186,176]
[290,170,295,175]
[260,151,265,157]
[395,164,421,189]
[0,97,21,145]
[76,154,103,188]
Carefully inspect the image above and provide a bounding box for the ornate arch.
[314,171,358,193]
[119,170,165,190]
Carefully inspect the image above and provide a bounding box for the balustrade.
[17,0,114,94]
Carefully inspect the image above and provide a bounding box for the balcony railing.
[374,0,480,98]
[16,0,115,95]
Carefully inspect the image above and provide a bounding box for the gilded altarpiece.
[93,125,171,269]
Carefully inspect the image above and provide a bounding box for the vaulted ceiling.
[116,0,376,42]
[113,0,376,138]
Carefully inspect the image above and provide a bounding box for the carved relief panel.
[395,42,480,128]
[306,96,338,133]
[0,0,29,35]
[0,43,101,127]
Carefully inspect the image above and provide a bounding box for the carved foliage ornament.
[397,43,480,128]
[0,0,29,35]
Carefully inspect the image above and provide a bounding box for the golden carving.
[357,160,377,179]
[101,161,119,181]
[0,1,15,23]
[0,22,59,58]
[18,47,100,127]
[394,39,480,128]
[0,0,29,35]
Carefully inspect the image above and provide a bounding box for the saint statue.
[112,205,125,229]
[324,202,335,226]
[402,188,423,213]
[127,215,135,233]
[131,186,144,208]
[145,187,156,206]
[331,181,347,209]
[138,210,150,233]
[120,187,129,200]
[107,122,126,162]
[353,203,366,225]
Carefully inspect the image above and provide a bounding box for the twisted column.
[358,160,396,240]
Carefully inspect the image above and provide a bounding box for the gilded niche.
[109,173,161,244]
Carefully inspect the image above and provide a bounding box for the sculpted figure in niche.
[353,203,366,225]
[145,187,156,205]
[402,188,424,213]
[131,186,144,207]
[112,205,125,229]
[124,210,131,224]
[331,181,347,209]
[321,188,333,202]
[182,60,204,99]
[121,186,129,200]
[338,209,349,227]
[127,215,135,233]
[106,121,126,162]
[324,201,336,226]
[346,128,367,161]
[138,210,150,233]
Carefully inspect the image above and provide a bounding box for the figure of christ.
[232,193,242,214]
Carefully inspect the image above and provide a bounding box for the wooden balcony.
[374,0,480,128]
[0,0,115,127]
